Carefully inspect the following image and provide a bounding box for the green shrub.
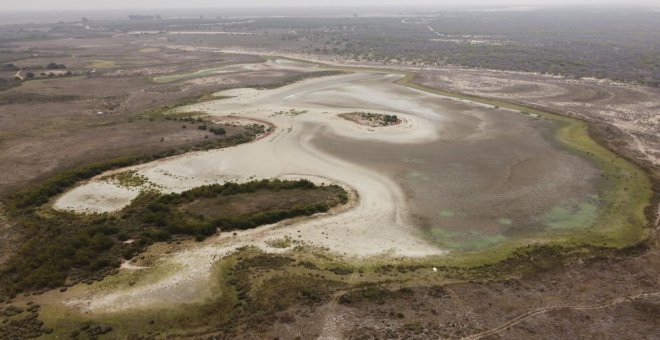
[209,127,226,136]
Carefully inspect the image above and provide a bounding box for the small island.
[339,112,401,127]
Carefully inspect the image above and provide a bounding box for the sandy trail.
[461,292,660,340]
[62,69,465,312]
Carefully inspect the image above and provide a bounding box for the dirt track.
[461,292,660,340]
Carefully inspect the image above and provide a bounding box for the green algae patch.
[397,72,653,253]
[543,200,599,230]
[553,120,652,246]
[430,227,507,251]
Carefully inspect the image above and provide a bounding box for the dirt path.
[461,292,660,340]
[318,272,359,340]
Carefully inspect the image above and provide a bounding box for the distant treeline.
[246,8,660,86]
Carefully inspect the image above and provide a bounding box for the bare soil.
[182,188,341,220]
[0,37,334,194]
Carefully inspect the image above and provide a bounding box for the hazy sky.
[7,0,660,11]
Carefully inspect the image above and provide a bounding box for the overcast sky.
[6,0,660,11]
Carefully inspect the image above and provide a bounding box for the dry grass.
[182,188,342,220]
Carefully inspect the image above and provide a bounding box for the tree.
[46,63,59,70]
[210,127,226,136]
[25,72,35,79]
[91,232,113,251]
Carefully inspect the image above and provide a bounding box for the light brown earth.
[0,38,332,193]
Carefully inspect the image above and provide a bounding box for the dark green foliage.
[46,63,66,70]
[209,127,226,136]
[133,179,345,237]
[212,202,329,230]
[345,112,399,126]
[0,179,347,299]
[383,114,398,123]
[328,266,353,275]
[8,156,142,212]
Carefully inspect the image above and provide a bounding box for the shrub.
[383,114,399,123]
[209,127,226,136]
[46,63,66,70]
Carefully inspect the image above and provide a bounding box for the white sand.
[53,181,140,214]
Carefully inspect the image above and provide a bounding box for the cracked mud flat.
[56,63,602,312]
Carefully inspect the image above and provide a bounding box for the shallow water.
[314,98,602,250]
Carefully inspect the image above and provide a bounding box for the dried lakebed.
[53,67,652,312]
